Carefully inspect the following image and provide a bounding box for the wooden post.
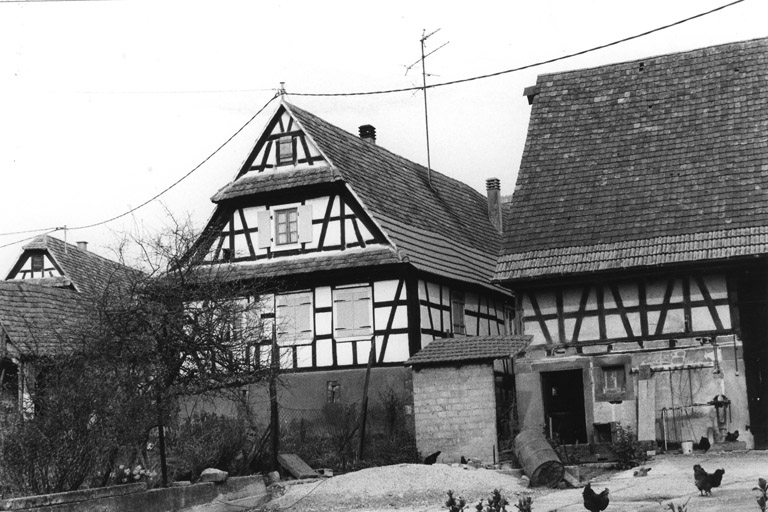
[358,341,376,459]
[157,394,168,487]
[269,323,280,471]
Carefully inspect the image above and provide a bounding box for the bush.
[167,412,252,482]
[611,423,647,469]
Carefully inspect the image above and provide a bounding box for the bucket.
[681,440,693,454]
[513,430,565,488]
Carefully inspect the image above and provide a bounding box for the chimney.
[359,124,376,144]
[77,241,88,252]
[486,178,502,233]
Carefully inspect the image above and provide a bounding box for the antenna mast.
[407,29,448,190]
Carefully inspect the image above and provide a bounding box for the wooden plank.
[277,453,318,479]
[527,291,553,343]
[696,276,724,331]
[570,286,591,343]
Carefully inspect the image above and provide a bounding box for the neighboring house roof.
[497,37,768,282]
[6,235,137,298]
[208,101,504,292]
[0,282,90,358]
[405,335,532,367]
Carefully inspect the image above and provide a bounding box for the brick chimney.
[359,124,376,144]
[486,178,502,233]
[77,241,88,251]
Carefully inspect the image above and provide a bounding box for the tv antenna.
[405,29,448,189]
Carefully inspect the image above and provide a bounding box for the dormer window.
[277,136,295,166]
[30,254,44,273]
[275,208,299,245]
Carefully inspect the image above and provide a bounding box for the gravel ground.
[264,463,546,512]
[260,451,768,512]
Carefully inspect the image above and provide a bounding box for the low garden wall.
[0,476,266,512]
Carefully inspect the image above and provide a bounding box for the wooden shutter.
[257,211,271,249]
[298,205,313,242]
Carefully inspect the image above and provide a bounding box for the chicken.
[460,456,468,464]
[725,430,739,442]
[423,451,441,465]
[693,464,725,496]
[582,482,609,512]
[698,436,711,452]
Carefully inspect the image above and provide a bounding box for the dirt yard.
[262,451,768,512]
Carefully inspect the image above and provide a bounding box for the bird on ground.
[460,456,467,464]
[698,436,711,452]
[725,430,740,442]
[423,451,441,465]
[633,467,651,477]
[693,464,725,496]
[582,482,610,512]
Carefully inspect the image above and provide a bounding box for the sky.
[0,0,766,273]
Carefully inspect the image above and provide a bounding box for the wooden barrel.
[513,430,564,488]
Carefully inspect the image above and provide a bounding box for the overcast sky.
[0,0,766,273]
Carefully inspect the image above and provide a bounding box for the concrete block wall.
[412,363,497,464]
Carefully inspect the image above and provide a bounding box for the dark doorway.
[735,264,768,449]
[541,369,587,444]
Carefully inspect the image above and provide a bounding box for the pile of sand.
[265,463,536,512]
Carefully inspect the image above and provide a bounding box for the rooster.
[582,482,609,512]
[693,464,725,496]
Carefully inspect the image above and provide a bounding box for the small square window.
[327,381,340,403]
[602,366,626,394]
[595,363,632,402]
[277,136,295,166]
[275,208,299,245]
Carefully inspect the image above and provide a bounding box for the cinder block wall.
[412,363,497,464]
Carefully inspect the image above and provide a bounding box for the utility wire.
[66,94,279,232]
[0,230,58,250]
[291,0,746,97]
[0,226,59,237]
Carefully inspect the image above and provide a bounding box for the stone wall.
[411,363,497,464]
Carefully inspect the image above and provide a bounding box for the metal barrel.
[513,429,565,488]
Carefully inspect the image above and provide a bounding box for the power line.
[291,0,746,97]
[67,94,279,232]
[0,230,58,250]
[0,226,59,237]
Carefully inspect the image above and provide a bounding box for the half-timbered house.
[184,101,513,418]
[497,37,768,449]
[1,235,135,415]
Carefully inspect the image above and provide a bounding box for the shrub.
[445,490,467,512]
[167,412,252,482]
[611,423,647,469]
[476,489,509,512]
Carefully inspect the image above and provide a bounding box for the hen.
[693,464,725,496]
[423,451,441,465]
[582,482,609,512]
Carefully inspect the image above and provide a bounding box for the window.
[451,291,466,335]
[327,381,340,403]
[595,363,632,402]
[333,286,372,338]
[30,254,44,273]
[275,208,299,245]
[276,292,313,344]
[277,136,295,165]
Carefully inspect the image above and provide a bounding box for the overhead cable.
[291,0,746,97]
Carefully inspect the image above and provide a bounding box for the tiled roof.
[212,166,342,202]
[11,235,138,298]
[498,37,768,281]
[0,282,91,357]
[197,246,403,282]
[405,335,532,367]
[208,102,504,293]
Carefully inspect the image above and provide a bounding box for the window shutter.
[298,205,313,242]
[257,211,271,249]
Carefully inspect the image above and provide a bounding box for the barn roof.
[497,37,768,282]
